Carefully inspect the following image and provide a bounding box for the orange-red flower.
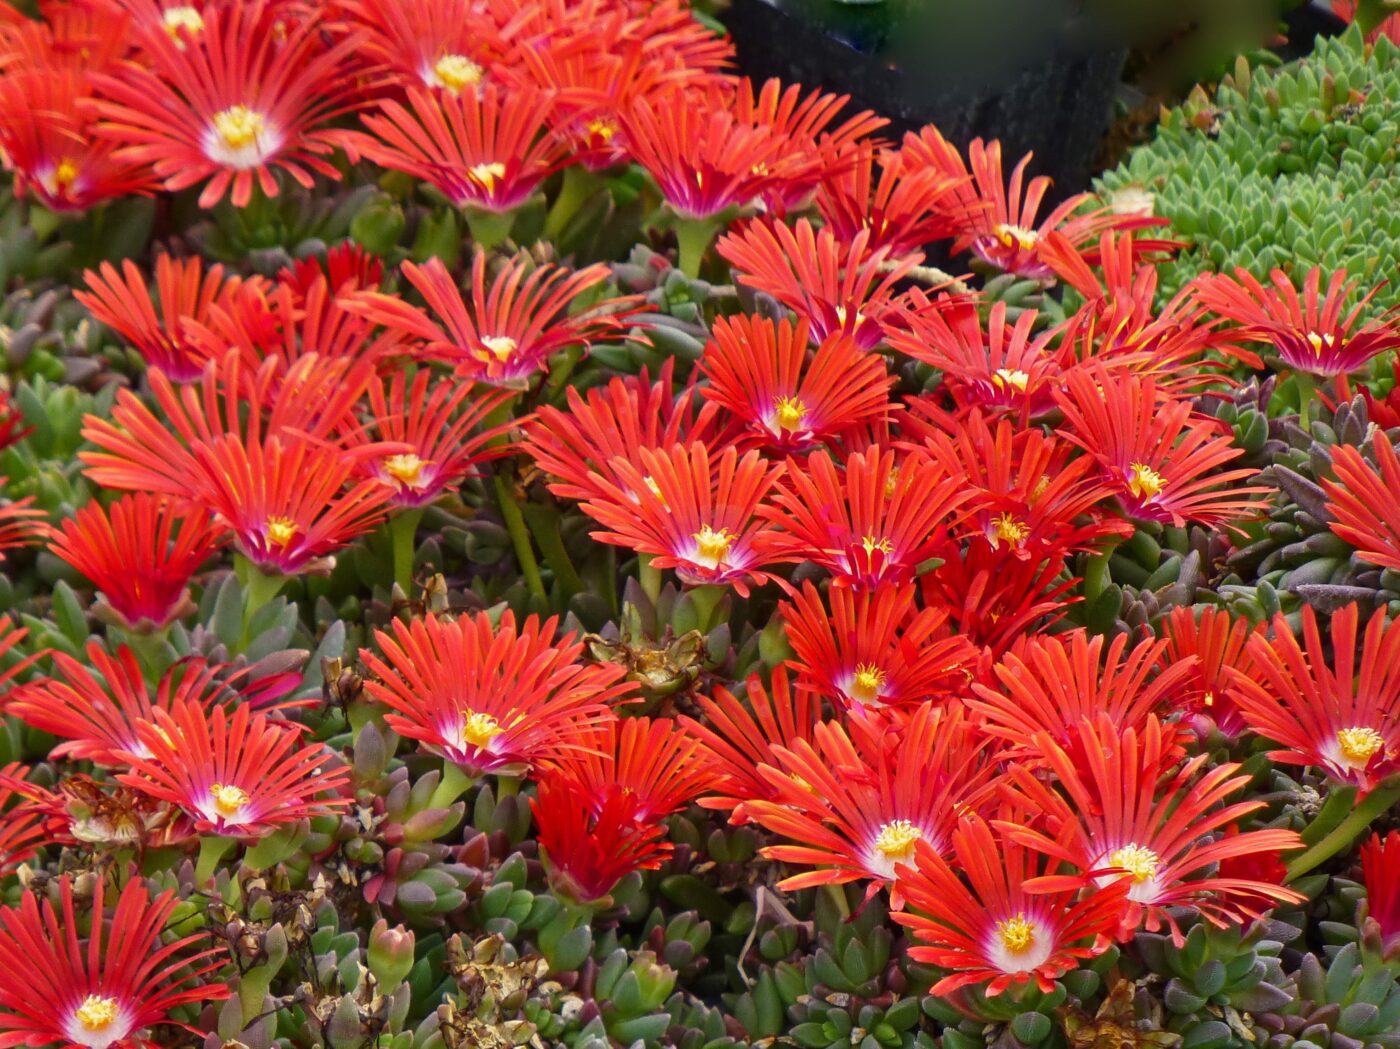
[783,581,974,712]
[581,441,790,597]
[91,0,363,207]
[0,480,47,559]
[335,0,502,93]
[893,814,1127,996]
[0,389,30,454]
[1160,606,1268,741]
[48,494,221,630]
[0,875,228,1049]
[0,763,44,878]
[1232,604,1400,793]
[361,611,633,778]
[1324,434,1400,573]
[699,315,891,454]
[1361,831,1400,958]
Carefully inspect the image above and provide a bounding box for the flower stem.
[388,508,424,595]
[674,216,720,280]
[1285,783,1400,881]
[430,761,476,810]
[687,583,727,634]
[494,472,546,601]
[639,553,663,606]
[496,774,521,799]
[195,834,236,885]
[465,207,515,252]
[234,555,286,650]
[1295,371,1317,433]
[543,165,601,242]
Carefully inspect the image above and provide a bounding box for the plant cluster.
[0,2,1397,1049]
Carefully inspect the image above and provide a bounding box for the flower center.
[210,783,249,817]
[586,118,617,144]
[693,525,734,567]
[1337,725,1385,764]
[874,819,922,861]
[459,710,503,749]
[992,368,1030,392]
[265,516,297,547]
[995,914,1036,953]
[468,162,506,191]
[480,335,517,362]
[1306,331,1335,355]
[432,53,482,92]
[1127,462,1165,500]
[75,995,119,1032]
[994,224,1039,251]
[861,534,894,557]
[851,663,886,703]
[213,105,267,150]
[162,5,204,36]
[773,395,808,433]
[1107,843,1160,883]
[52,158,79,190]
[991,512,1029,547]
[384,453,427,486]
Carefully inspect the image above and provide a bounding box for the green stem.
[430,761,476,810]
[195,835,236,885]
[542,165,601,242]
[1285,784,1400,881]
[639,553,663,606]
[388,508,425,595]
[496,774,521,799]
[521,502,584,598]
[1295,371,1317,433]
[821,882,852,922]
[235,555,286,650]
[121,626,171,677]
[686,583,727,634]
[465,207,515,252]
[494,472,546,601]
[674,216,720,280]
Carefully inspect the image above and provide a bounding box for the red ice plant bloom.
[743,703,991,905]
[120,700,350,838]
[335,0,500,93]
[1193,265,1400,377]
[1360,831,1400,959]
[361,611,633,779]
[0,389,31,454]
[1232,603,1400,794]
[343,253,632,387]
[698,315,891,454]
[893,814,1128,996]
[0,875,229,1049]
[764,445,976,590]
[0,480,47,559]
[1002,715,1305,943]
[1323,433,1400,573]
[581,441,790,597]
[48,494,221,630]
[782,581,975,712]
[1055,368,1267,528]
[1160,606,1268,741]
[0,763,45,878]
[90,0,363,207]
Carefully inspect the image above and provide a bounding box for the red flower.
[764,446,976,589]
[1324,434,1400,573]
[0,763,45,878]
[525,362,720,503]
[91,0,362,207]
[335,0,501,93]
[699,315,891,455]
[0,480,46,559]
[348,83,563,212]
[119,700,350,838]
[48,494,221,630]
[679,667,825,817]
[338,371,515,508]
[279,242,383,301]
[744,703,991,904]
[0,618,42,699]
[1160,606,1267,741]
[361,610,633,778]
[343,252,633,387]
[1055,368,1266,528]
[1232,603,1400,793]
[717,218,914,351]
[1360,831,1400,958]
[0,389,31,454]
[782,581,975,712]
[1002,715,1305,943]
[0,875,228,1049]
[893,814,1127,996]
[1193,266,1400,377]
[581,441,790,597]
[76,256,258,383]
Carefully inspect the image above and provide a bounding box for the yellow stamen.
[52,158,79,190]
[432,53,483,92]
[1127,462,1165,500]
[693,525,734,566]
[265,516,297,547]
[213,105,266,150]
[480,335,517,362]
[384,453,427,486]
[994,223,1039,251]
[992,368,1030,392]
[1203,690,1215,708]
[1107,843,1160,883]
[75,995,119,1031]
[773,395,808,433]
[873,819,922,861]
[459,710,504,749]
[851,663,886,703]
[995,914,1036,954]
[992,512,1030,547]
[1306,331,1335,355]
[862,534,894,557]
[586,118,616,144]
[1337,726,1385,764]
[468,162,506,191]
[162,5,204,37]
[210,783,249,817]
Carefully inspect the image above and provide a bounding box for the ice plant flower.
[581,441,790,597]
[0,763,45,878]
[342,252,633,387]
[1193,266,1400,377]
[782,581,976,711]
[764,446,976,589]
[717,218,915,351]
[47,493,221,631]
[119,700,350,838]
[0,389,30,455]
[1360,831,1400,959]
[90,0,363,207]
[1232,603,1400,793]
[893,814,1128,996]
[1161,606,1268,741]
[1324,434,1400,573]
[698,315,891,454]
[744,703,990,904]
[0,481,48,559]
[337,0,500,93]
[1002,715,1305,942]
[1055,368,1267,528]
[0,875,228,1049]
[361,611,633,780]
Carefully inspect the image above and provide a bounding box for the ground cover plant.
[0,3,1398,1049]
